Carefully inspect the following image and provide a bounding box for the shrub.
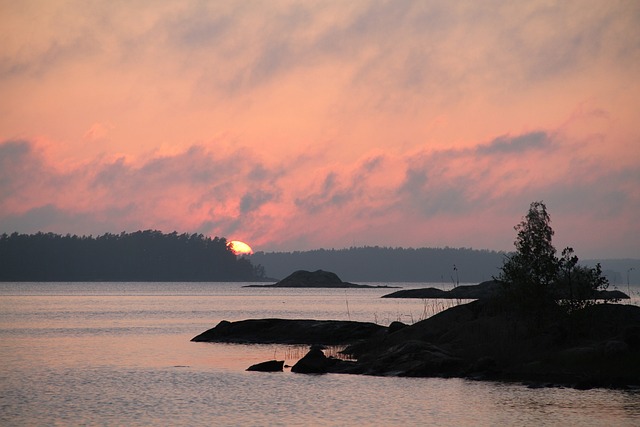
[497,201,610,317]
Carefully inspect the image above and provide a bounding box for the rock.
[558,346,598,362]
[382,280,501,299]
[595,290,630,300]
[192,300,640,389]
[552,288,630,300]
[382,287,449,299]
[623,326,640,348]
[468,357,498,375]
[291,345,331,374]
[388,321,407,334]
[275,270,351,287]
[191,318,387,344]
[601,340,629,356]
[382,280,629,300]
[341,300,640,388]
[357,340,461,377]
[244,269,398,288]
[246,360,284,372]
[448,281,502,299]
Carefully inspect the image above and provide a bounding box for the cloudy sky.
[1,1,639,258]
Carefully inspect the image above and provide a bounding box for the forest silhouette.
[1,231,635,283]
[0,231,265,281]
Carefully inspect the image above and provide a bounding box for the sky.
[1,0,639,258]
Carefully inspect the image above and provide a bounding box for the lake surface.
[1,282,639,426]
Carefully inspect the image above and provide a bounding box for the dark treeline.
[0,231,266,281]
[249,246,507,283]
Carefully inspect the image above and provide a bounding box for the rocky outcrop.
[191,318,386,345]
[592,289,630,300]
[246,360,284,372]
[289,345,359,374]
[192,290,640,389]
[382,280,501,299]
[340,300,640,388]
[244,269,397,288]
[290,345,332,374]
[382,280,629,300]
[193,299,640,388]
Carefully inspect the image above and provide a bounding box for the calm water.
[1,282,639,426]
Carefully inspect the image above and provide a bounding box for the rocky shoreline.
[192,299,640,390]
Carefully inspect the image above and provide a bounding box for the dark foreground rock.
[193,302,640,389]
[291,345,331,373]
[247,360,285,372]
[382,280,629,300]
[340,300,640,388]
[191,318,386,345]
[244,269,397,288]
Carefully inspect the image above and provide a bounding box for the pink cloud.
[1,2,639,258]
[1,127,638,258]
[83,122,114,141]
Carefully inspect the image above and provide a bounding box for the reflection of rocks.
[244,269,397,288]
[191,318,386,345]
[246,360,284,372]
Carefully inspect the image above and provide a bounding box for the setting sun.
[229,240,253,255]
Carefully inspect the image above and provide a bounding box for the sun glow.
[230,240,253,255]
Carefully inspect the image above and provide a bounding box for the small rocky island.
[382,280,502,299]
[191,318,386,344]
[244,269,398,288]
[382,280,630,301]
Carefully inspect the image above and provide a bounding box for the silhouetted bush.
[497,201,610,317]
